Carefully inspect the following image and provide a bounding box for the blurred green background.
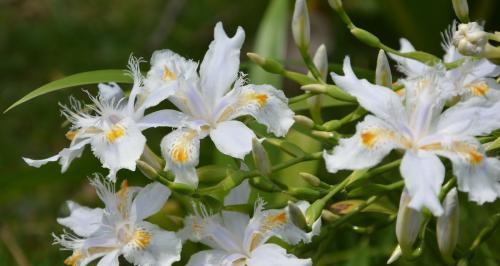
[1,0,499,265]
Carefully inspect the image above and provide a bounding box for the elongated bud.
[351,27,381,48]
[305,199,325,226]
[136,160,159,180]
[197,165,227,184]
[252,138,271,177]
[312,44,328,81]
[328,0,342,10]
[301,83,327,93]
[249,176,281,192]
[311,130,334,139]
[396,189,423,254]
[288,201,308,231]
[294,115,315,128]
[299,172,321,187]
[387,245,402,264]
[321,209,340,222]
[452,0,469,23]
[289,187,321,200]
[140,145,164,172]
[247,52,285,74]
[375,50,392,87]
[437,188,459,261]
[292,0,310,50]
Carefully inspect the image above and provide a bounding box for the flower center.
[106,124,125,143]
[170,130,197,163]
[361,131,377,148]
[162,65,177,81]
[132,229,152,250]
[469,82,489,96]
[249,212,287,252]
[65,130,78,141]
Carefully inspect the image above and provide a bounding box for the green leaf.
[248,0,289,87]
[4,69,132,113]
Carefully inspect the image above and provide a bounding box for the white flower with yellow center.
[324,57,500,216]
[390,24,499,102]
[148,22,294,187]
[53,176,182,266]
[23,57,184,181]
[179,180,312,266]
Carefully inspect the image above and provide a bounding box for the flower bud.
[292,0,310,50]
[375,50,392,87]
[306,199,326,226]
[350,27,381,48]
[386,245,402,264]
[452,0,469,23]
[396,188,423,254]
[289,187,321,200]
[453,22,488,56]
[312,44,328,81]
[288,201,308,231]
[311,130,334,139]
[299,172,321,187]
[437,188,459,261]
[252,138,271,177]
[301,83,327,93]
[247,52,285,74]
[136,160,159,180]
[249,176,281,192]
[328,0,343,11]
[294,115,315,129]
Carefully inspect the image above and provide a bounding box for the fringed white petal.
[161,128,200,187]
[129,182,171,222]
[57,201,104,238]
[248,244,312,266]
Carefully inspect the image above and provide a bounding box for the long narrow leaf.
[4,69,132,113]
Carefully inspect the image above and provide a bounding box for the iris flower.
[179,180,313,266]
[24,57,180,181]
[144,22,294,187]
[54,176,182,266]
[324,57,500,216]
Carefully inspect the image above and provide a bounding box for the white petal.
[221,211,250,246]
[210,120,255,159]
[123,222,182,266]
[90,120,146,182]
[396,189,423,251]
[161,128,200,187]
[388,38,429,77]
[186,250,245,266]
[57,201,104,237]
[435,98,500,137]
[130,182,171,222]
[243,203,288,253]
[98,82,124,102]
[200,22,245,107]
[23,138,90,173]
[216,84,295,137]
[137,109,189,129]
[323,115,401,173]
[224,179,251,206]
[96,249,120,266]
[248,244,312,266]
[331,57,406,129]
[400,151,445,216]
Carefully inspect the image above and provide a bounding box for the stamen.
[469,82,489,96]
[162,66,177,81]
[132,229,151,250]
[106,124,125,143]
[171,146,189,162]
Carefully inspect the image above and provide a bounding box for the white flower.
[179,180,313,266]
[150,22,294,187]
[324,57,500,216]
[453,22,488,56]
[53,176,182,266]
[390,25,500,102]
[23,57,183,181]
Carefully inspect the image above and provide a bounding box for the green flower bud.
[312,44,328,81]
[136,160,159,180]
[437,188,459,261]
[306,199,326,226]
[311,130,334,140]
[375,49,392,87]
[299,172,321,187]
[328,0,343,11]
[288,201,308,231]
[197,165,227,184]
[289,187,321,200]
[396,189,423,255]
[252,138,271,177]
[249,176,281,192]
[247,52,285,74]
[350,27,381,48]
[292,0,311,50]
[452,0,469,23]
[294,115,315,129]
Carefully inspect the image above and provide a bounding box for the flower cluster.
[15,0,500,265]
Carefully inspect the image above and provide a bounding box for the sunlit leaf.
[4,69,132,113]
